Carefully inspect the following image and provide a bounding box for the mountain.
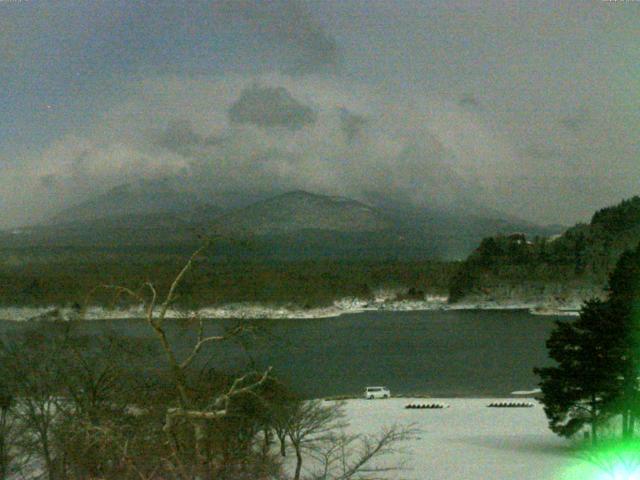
[203,190,559,260]
[49,180,221,226]
[209,190,392,235]
[448,195,640,307]
[0,180,220,248]
[2,184,558,260]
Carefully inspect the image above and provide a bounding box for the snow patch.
[0,296,579,322]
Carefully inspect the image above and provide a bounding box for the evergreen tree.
[535,299,622,443]
[605,244,640,438]
[535,242,640,442]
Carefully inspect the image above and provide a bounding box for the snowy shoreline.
[0,296,580,322]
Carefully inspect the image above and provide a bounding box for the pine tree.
[605,244,640,438]
[535,242,640,443]
[535,299,622,443]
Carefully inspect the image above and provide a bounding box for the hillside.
[1,185,560,261]
[0,185,566,309]
[207,191,560,260]
[209,190,393,235]
[448,196,640,307]
[0,181,218,248]
[50,180,220,225]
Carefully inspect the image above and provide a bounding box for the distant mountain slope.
[0,180,220,248]
[3,185,557,261]
[204,190,560,260]
[209,190,392,235]
[50,180,220,225]
[448,195,640,306]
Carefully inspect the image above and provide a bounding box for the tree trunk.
[194,422,207,466]
[262,428,272,456]
[293,444,303,480]
[0,410,7,480]
[277,431,286,457]
[591,395,598,445]
[38,428,55,480]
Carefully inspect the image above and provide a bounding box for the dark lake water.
[0,309,566,398]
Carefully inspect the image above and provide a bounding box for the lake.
[0,309,566,398]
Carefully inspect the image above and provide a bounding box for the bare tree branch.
[157,243,209,326]
[179,322,247,370]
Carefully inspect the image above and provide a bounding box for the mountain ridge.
[208,190,393,236]
[49,180,221,226]
[4,184,560,260]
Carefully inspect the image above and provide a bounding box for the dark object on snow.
[405,402,449,409]
[487,402,534,408]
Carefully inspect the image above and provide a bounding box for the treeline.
[449,196,640,302]
[0,250,458,308]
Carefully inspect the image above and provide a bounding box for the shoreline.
[324,393,542,401]
[0,297,580,321]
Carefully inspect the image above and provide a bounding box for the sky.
[1,0,639,228]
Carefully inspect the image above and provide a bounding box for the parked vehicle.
[365,386,391,399]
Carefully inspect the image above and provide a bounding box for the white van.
[364,386,391,399]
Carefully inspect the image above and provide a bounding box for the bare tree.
[0,329,67,480]
[0,324,147,480]
[266,385,299,458]
[100,242,275,477]
[52,330,157,479]
[0,382,24,480]
[285,400,347,480]
[282,400,416,480]
[307,425,416,480]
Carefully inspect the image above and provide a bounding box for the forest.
[0,248,457,310]
[448,196,640,302]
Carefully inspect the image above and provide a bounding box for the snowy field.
[333,398,597,480]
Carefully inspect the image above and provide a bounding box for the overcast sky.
[1,0,639,228]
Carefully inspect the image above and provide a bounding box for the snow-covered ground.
[333,398,596,480]
[0,295,579,321]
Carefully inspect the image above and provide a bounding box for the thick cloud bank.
[4,73,519,227]
[2,1,638,229]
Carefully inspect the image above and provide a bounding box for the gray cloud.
[157,119,205,151]
[559,108,590,134]
[39,174,59,191]
[458,94,482,109]
[228,84,317,130]
[216,0,340,74]
[524,144,561,161]
[339,108,367,143]
[3,66,636,229]
[10,74,499,218]
[154,119,221,152]
[1,1,639,229]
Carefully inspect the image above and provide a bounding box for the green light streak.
[561,440,640,480]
